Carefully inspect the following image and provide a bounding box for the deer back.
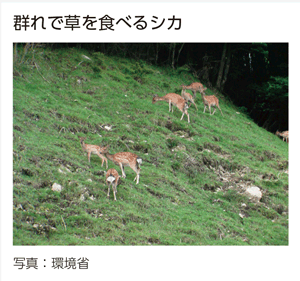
[106,168,120,183]
[203,94,219,106]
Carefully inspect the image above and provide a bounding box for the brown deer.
[200,91,224,116]
[181,88,198,110]
[182,82,207,99]
[152,93,190,123]
[276,130,289,142]
[78,136,108,168]
[100,146,142,184]
[106,168,120,201]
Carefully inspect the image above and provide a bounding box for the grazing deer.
[152,93,190,123]
[181,88,198,110]
[200,91,224,116]
[78,136,108,168]
[106,168,120,201]
[276,130,289,143]
[100,146,142,184]
[182,82,207,99]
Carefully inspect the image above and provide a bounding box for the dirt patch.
[231,136,239,141]
[32,179,52,189]
[164,120,183,132]
[146,187,168,199]
[147,237,161,244]
[14,125,23,132]
[23,109,40,121]
[203,184,219,192]
[86,209,103,218]
[21,167,35,177]
[83,90,96,95]
[201,155,238,171]
[133,143,148,153]
[203,142,223,154]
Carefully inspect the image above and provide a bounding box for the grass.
[13,45,289,245]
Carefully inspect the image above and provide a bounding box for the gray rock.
[245,186,262,202]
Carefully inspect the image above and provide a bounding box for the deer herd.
[78,81,288,200]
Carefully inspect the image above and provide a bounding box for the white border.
[1,2,299,281]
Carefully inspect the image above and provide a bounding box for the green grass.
[13,45,288,245]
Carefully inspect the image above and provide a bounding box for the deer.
[100,145,142,184]
[181,88,198,110]
[276,130,289,142]
[152,93,190,123]
[200,91,224,116]
[106,168,120,201]
[78,136,108,169]
[182,82,207,99]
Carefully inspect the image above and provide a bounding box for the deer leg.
[131,165,140,184]
[87,152,91,162]
[119,163,126,178]
[113,185,117,201]
[203,105,206,113]
[193,102,198,111]
[134,170,140,184]
[96,152,104,167]
[180,112,185,121]
[212,107,216,115]
[218,106,224,116]
[98,152,108,169]
[107,183,111,198]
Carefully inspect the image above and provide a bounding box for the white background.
[1,1,299,281]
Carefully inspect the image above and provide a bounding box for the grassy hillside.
[13,45,289,245]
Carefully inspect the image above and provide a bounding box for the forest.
[49,43,287,132]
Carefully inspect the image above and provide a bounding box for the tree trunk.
[220,43,231,92]
[176,43,185,65]
[216,43,227,90]
[171,43,176,69]
[155,43,159,64]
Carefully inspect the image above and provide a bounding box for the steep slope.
[13,45,288,245]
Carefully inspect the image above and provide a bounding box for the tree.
[216,43,227,90]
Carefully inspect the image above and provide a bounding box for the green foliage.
[13,45,288,245]
[250,76,288,113]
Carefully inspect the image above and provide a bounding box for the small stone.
[52,183,63,192]
[245,186,262,202]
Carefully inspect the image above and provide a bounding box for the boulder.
[245,186,262,202]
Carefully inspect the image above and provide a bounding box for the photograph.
[13,42,288,246]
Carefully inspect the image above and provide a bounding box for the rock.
[172,145,186,152]
[58,165,71,174]
[245,186,262,202]
[52,183,63,192]
[104,125,112,131]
